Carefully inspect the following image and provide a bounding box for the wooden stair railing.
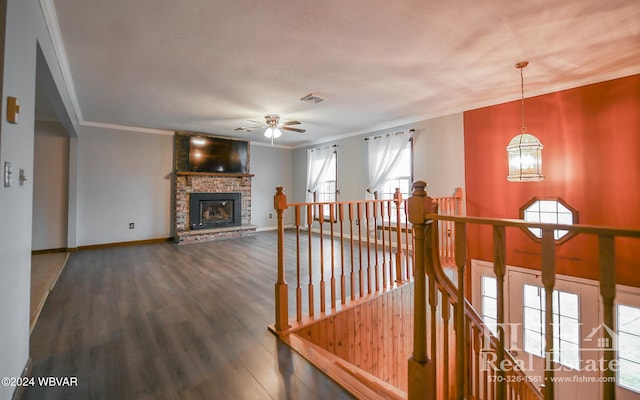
[408,180,640,400]
[273,186,465,334]
[273,187,417,333]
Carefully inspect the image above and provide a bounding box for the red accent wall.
[464,74,640,287]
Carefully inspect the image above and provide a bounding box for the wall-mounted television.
[175,133,249,174]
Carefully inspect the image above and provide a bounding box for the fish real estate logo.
[478,322,619,375]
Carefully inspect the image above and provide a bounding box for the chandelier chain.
[520,66,526,134]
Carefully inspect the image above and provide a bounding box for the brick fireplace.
[174,173,256,244]
[173,131,256,244]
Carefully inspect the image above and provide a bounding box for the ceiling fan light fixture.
[264,127,282,139]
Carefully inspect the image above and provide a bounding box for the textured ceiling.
[51,0,640,146]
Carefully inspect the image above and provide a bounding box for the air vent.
[300,93,327,104]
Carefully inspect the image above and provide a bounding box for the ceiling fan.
[235,114,306,143]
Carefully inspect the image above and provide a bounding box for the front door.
[507,269,601,400]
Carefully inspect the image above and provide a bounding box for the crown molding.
[249,140,292,149]
[39,0,84,125]
[81,121,174,135]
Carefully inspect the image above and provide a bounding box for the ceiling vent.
[300,93,327,104]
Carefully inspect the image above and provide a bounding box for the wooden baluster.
[357,202,364,298]
[444,197,452,263]
[455,221,467,400]
[443,291,451,400]
[387,200,394,284]
[465,318,472,399]
[349,203,356,301]
[329,204,336,310]
[319,204,326,313]
[473,325,481,400]
[373,201,380,292]
[450,198,456,262]
[339,203,346,306]
[453,187,463,215]
[380,201,388,290]
[494,225,507,399]
[407,180,434,400]
[482,329,489,400]
[429,279,438,399]
[365,202,372,294]
[307,204,315,318]
[274,187,289,331]
[541,227,555,400]
[404,199,411,279]
[599,234,616,400]
[440,199,447,263]
[394,188,404,283]
[295,206,302,322]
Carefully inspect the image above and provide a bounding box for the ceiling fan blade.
[235,127,256,132]
[248,120,266,126]
[282,120,301,126]
[282,126,306,133]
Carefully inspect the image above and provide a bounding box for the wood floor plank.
[25,232,355,400]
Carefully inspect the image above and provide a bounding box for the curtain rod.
[307,144,338,151]
[364,128,414,141]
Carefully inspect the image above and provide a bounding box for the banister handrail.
[408,180,639,400]
[425,213,640,238]
[426,216,543,398]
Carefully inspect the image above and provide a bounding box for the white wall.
[250,143,293,229]
[412,113,466,198]
[0,0,79,398]
[292,113,466,203]
[76,126,173,246]
[32,121,69,250]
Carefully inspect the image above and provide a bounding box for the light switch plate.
[4,162,13,187]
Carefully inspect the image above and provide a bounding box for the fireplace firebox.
[190,193,242,230]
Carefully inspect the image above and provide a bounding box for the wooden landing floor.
[25,232,355,400]
[31,252,69,333]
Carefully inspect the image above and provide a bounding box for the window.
[523,284,580,370]
[313,151,337,202]
[618,304,640,393]
[377,140,412,201]
[310,151,337,218]
[520,198,578,243]
[481,276,498,336]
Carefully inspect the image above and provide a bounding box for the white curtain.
[366,131,412,197]
[306,146,335,202]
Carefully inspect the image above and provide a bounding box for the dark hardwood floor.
[25,232,355,400]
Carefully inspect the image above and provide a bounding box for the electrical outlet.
[129,223,135,229]
[269,213,273,219]
[355,219,359,225]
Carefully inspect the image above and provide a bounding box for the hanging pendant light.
[506,61,544,182]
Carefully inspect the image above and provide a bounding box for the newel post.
[407,180,434,400]
[274,186,290,332]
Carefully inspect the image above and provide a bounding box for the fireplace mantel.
[176,171,255,178]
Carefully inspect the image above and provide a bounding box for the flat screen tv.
[186,135,248,174]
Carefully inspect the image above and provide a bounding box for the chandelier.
[506,61,544,182]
